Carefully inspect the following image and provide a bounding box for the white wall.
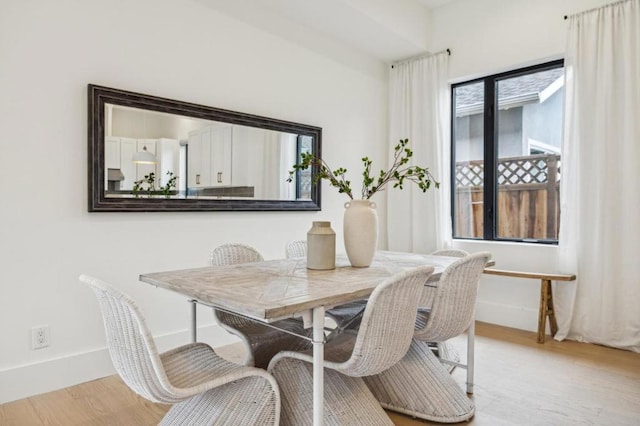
[1,0,618,404]
[429,0,615,80]
[0,0,388,403]
[428,0,614,331]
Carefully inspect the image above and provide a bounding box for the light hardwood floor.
[1,322,639,425]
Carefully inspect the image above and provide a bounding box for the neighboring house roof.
[455,68,564,116]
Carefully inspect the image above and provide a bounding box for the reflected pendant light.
[133,110,157,164]
[132,145,158,164]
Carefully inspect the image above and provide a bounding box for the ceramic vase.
[343,200,378,267]
[306,221,336,270]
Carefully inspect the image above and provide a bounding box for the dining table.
[139,250,493,426]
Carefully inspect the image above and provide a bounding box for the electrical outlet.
[31,325,50,349]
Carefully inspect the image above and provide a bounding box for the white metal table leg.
[466,319,475,394]
[312,306,325,426]
[190,299,197,343]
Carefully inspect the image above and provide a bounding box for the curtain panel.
[387,52,451,253]
[556,0,640,352]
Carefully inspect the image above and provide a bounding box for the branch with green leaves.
[133,171,178,198]
[160,171,178,198]
[287,153,354,199]
[133,172,156,198]
[287,138,439,200]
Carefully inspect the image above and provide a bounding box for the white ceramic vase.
[343,199,378,267]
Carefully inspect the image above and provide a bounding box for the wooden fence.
[454,154,560,240]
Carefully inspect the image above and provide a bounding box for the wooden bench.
[482,269,577,343]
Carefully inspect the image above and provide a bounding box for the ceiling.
[198,0,458,63]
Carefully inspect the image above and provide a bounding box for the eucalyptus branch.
[133,171,178,198]
[133,172,156,198]
[287,152,354,199]
[160,171,178,198]
[287,138,439,200]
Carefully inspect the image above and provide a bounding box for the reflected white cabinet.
[105,137,168,190]
[120,138,137,190]
[105,137,120,169]
[156,138,181,188]
[211,126,232,186]
[105,136,121,188]
[105,136,137,190]
[187,129,202,187]
[187,125,232,188]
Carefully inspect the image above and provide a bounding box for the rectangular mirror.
[88,84,322,212]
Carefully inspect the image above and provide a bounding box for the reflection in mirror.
[105,105,313,201]
[89,85,321,211]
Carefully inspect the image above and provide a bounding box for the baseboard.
[475,300,540,333]
[0,304,542,405]
[0,324,236,405]
[0,345,115,405]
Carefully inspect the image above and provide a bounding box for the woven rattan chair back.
[209,243,312,368]
[80,274,184,404]
[418,249,469,308]
[82,274,282,425]
[430,249,469,257]
[335,265,434,377]
[210,243,265,366]
[210,243,264,266]
[414,252,491,343]
[285,240,306,258]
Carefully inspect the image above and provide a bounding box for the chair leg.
[434,341,460,373]
[312,306,325,426]
[466,320,475,394]
[189,300,197,343]
[439,326,475,393]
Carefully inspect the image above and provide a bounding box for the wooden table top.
[139,251,476,322]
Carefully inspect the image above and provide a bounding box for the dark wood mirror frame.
[88,84,322,212]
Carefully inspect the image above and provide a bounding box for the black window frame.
[450,59,564,245]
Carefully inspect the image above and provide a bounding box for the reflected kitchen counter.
[189,186,255,197]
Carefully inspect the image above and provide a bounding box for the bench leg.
[537,281,547,343]
[537,279,558,343]
[546,280,558,337]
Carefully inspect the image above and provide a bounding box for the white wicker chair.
[80,274,280,426]
[419,249,469,309]
[361,252,492,423]
[268,266,435,425]
[421,249,470,366]
[430,249,470,257]
[210,243,313,369]
[284,240,307,258]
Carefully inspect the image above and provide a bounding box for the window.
[451,60,564,244]
[294,135,314,200]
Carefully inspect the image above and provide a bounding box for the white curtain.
[387,51,451,253]
[555,0,640,352]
